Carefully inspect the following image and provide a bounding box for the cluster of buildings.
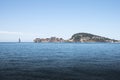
[34,37,64,43]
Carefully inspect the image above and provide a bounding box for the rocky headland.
[34,33,119,43]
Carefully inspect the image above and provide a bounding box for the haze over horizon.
[0,0,120,42]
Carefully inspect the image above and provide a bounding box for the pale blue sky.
[0,0,120,42]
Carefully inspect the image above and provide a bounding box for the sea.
[0,42,120,80]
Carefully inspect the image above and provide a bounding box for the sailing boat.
[19,38,21,43]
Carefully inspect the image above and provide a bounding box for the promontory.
[34,33,119,43]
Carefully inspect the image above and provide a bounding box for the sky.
[0,0,120,42]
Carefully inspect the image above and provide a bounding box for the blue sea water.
[0,42,120,80]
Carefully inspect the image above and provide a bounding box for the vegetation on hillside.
[70,33,118,42]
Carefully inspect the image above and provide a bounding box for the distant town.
[34,37,64,43]
[33,33,120,43]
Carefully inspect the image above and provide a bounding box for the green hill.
[70,33,118,42]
